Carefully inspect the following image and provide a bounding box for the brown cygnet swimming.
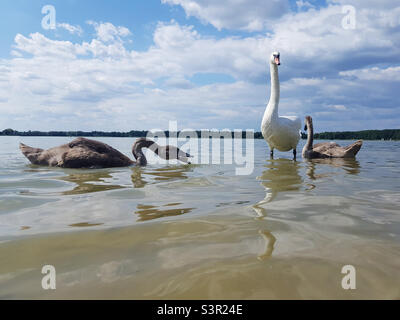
[20,137,192,168]
[302,116,363,159]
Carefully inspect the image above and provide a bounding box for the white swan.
[261,52,301,158]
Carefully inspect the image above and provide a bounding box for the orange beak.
[274,57,280,65]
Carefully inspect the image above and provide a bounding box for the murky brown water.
[0,136,399,299]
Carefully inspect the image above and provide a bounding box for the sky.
[0,0,399,132]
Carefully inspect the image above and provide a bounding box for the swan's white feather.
[262,114,301,152]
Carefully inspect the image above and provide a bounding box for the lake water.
[0,136,399,299]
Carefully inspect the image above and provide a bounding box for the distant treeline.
[1,128,399,140]
[0,128,264,139]
[301,129,400,141]
[0,128,149,138]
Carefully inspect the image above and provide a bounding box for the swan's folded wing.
[64,138,133,168]
[61,147,132,168]
[313,142,340,149]
[69,138,122,155]
[280,115,301,130]
[312,142,345,157]
[61,147,97,168]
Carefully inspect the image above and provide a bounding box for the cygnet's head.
[304,115,313,131]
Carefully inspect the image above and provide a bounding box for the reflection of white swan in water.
[252,158,360,260]
[253,192,273,219]
[252,158,302,219]
[252,157,361,259]
[257,230,276,261]
[252,159,301,260]
[253,158,359,217]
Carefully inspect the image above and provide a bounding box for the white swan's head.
[270,51,280,66]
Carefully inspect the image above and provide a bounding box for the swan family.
[19,51,362,168]
[261,51,362,160]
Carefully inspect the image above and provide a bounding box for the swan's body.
[302,116,363,159]
[261,52,301,158]
[20,137,192,168]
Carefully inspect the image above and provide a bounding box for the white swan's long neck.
[263,62,280,121]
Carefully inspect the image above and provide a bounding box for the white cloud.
[163,76,194,89]
[57,23,83,36]
[340,66,400,81]
[296,1,315,10]
[87,21,132,42]
[162,0,290,31]
[329,0,398,10]
[329,105,347,111]
[13,32,78,58]
[289,78,325,86]
[153,20,199,49]
[268,5,400,59]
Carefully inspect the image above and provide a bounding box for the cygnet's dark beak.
[177,149,193,164]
